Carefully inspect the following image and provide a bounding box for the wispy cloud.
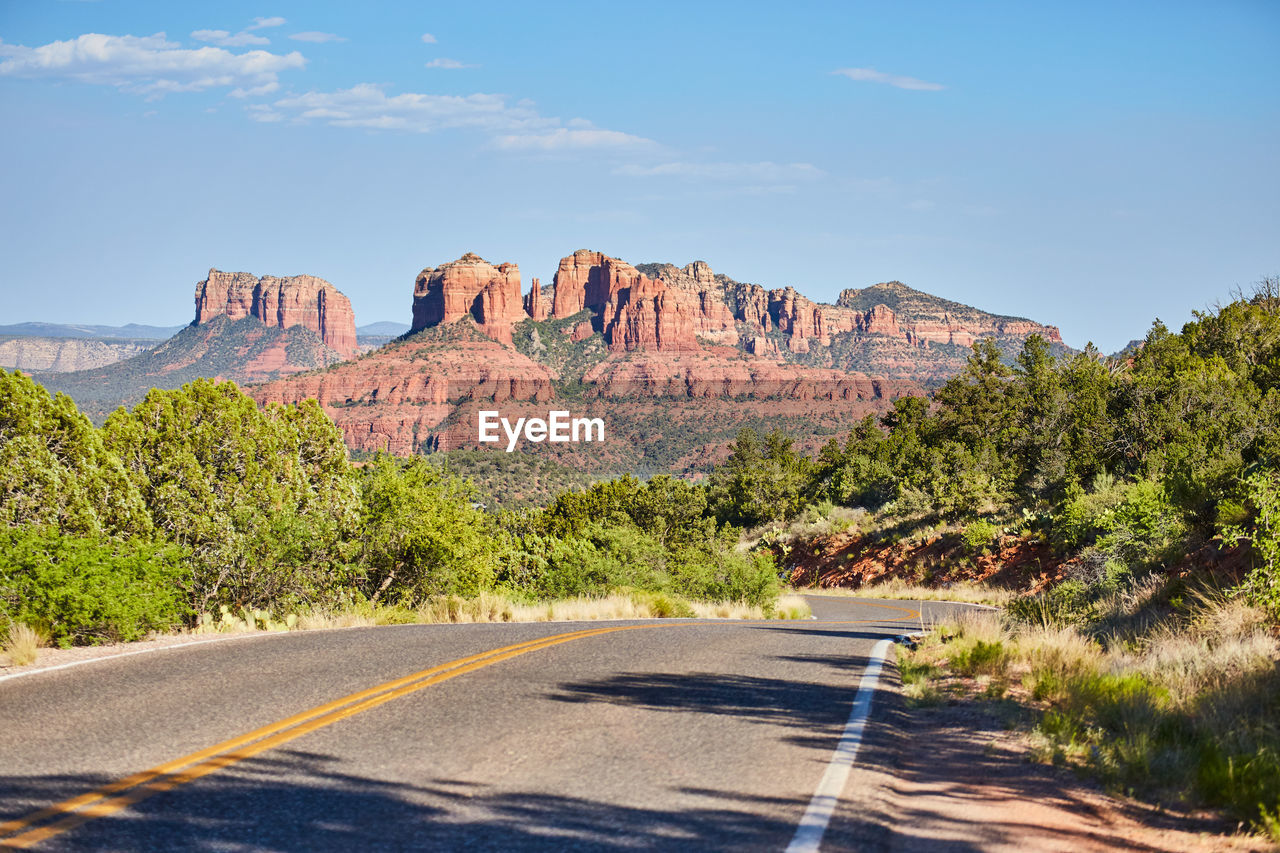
[289,32,346,44]
[191,29,270,47]
[614,161,823,181]
[494,127,654,151]
[421,33,437,44]
[832,67,944,91]
[425,58,475,69]
[0,32,306,98]
[248,17,286,31]
[259,83,545,131]
[255,83,651,150]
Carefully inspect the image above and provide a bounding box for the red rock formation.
[581,352,921,401]
[603,276,697,353]
[194,269,358,358]
[411,253,525,344]
[550,250,609,317]
[547,251,700,352]
[251,337,555,455]
[524,277,550,321]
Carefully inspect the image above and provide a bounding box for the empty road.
[1,596,964,851]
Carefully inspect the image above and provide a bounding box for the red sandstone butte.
[412,253,526,344]
[193,269,359,359]
[547,250,699,353]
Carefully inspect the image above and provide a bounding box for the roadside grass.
[899,587,1280,840]
[801,579,1014,607]
[220,591,814,634]
[2,622,45,666]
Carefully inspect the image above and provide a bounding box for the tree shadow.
[0,748,836,852]
[547,664,879,738]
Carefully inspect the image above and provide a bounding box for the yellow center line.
[0,623,649,848]
[0,610,925,849]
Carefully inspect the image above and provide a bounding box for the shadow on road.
[1,748,820,851]
[548,662,875,735]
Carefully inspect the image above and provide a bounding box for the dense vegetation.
[0,374,780,647]
[708,284,1280,618]
[708,281,1280,835]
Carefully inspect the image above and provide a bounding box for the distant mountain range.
[29,252,1069,481]
[357,321,410,337]
[252,249,1068,477]
[0,321,185,339]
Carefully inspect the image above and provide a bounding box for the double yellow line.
[0,623,657,849]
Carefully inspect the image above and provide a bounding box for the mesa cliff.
[0,337,155,373]
[255,247,1073,466]
[38,269,361,422]
[194,269,359,359]
[408,250,1064,381]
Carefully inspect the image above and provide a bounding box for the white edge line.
[0,631,288,685]
[786,637,894,853]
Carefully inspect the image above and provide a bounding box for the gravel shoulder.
[846,679,1275,852]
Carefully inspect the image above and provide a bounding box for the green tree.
[358,455,502,600]
[0,369,151,538]
[706,428,811,527]
[101,379,359,611]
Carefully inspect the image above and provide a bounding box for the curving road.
[0,596,969,851]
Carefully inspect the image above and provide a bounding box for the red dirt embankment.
[786,529,1067,593]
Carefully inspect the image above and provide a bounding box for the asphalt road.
[0,596,970,851]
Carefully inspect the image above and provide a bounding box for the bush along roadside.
[0,372,798,654]
[897,581,1280,842]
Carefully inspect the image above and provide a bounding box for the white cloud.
[421,33,437,44]
[614,161,823,181]
[0,32,306,97]
[425,57,474,69]
[289,32,346,43]
[268,83,547,132]
[249,17,286,30]
[191,29,270,47]
[832,67,944,91]
[262,83,652,149]
[494,127,655,150]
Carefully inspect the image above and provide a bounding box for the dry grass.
[806,578,1015,607]
[739,504,866,551]
[3,622,46,666]
[296,590,795,629]
[902,588,1280,838]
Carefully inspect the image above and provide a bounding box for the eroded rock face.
[250,336,554,455]
[524,277,550,321]
[411,253,525,344]
[194,269,358,359]
[545,251,700,352]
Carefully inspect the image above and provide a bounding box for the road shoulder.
[834,668,1272,852]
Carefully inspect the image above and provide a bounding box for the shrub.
[948,639,1010,677]
[961,519,1000,555]
[358,455,503,601]
[2,622,45,666]
[1220,470,1280,619]
[0,526,191,646]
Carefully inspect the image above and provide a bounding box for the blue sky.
[1,1,1276,351]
